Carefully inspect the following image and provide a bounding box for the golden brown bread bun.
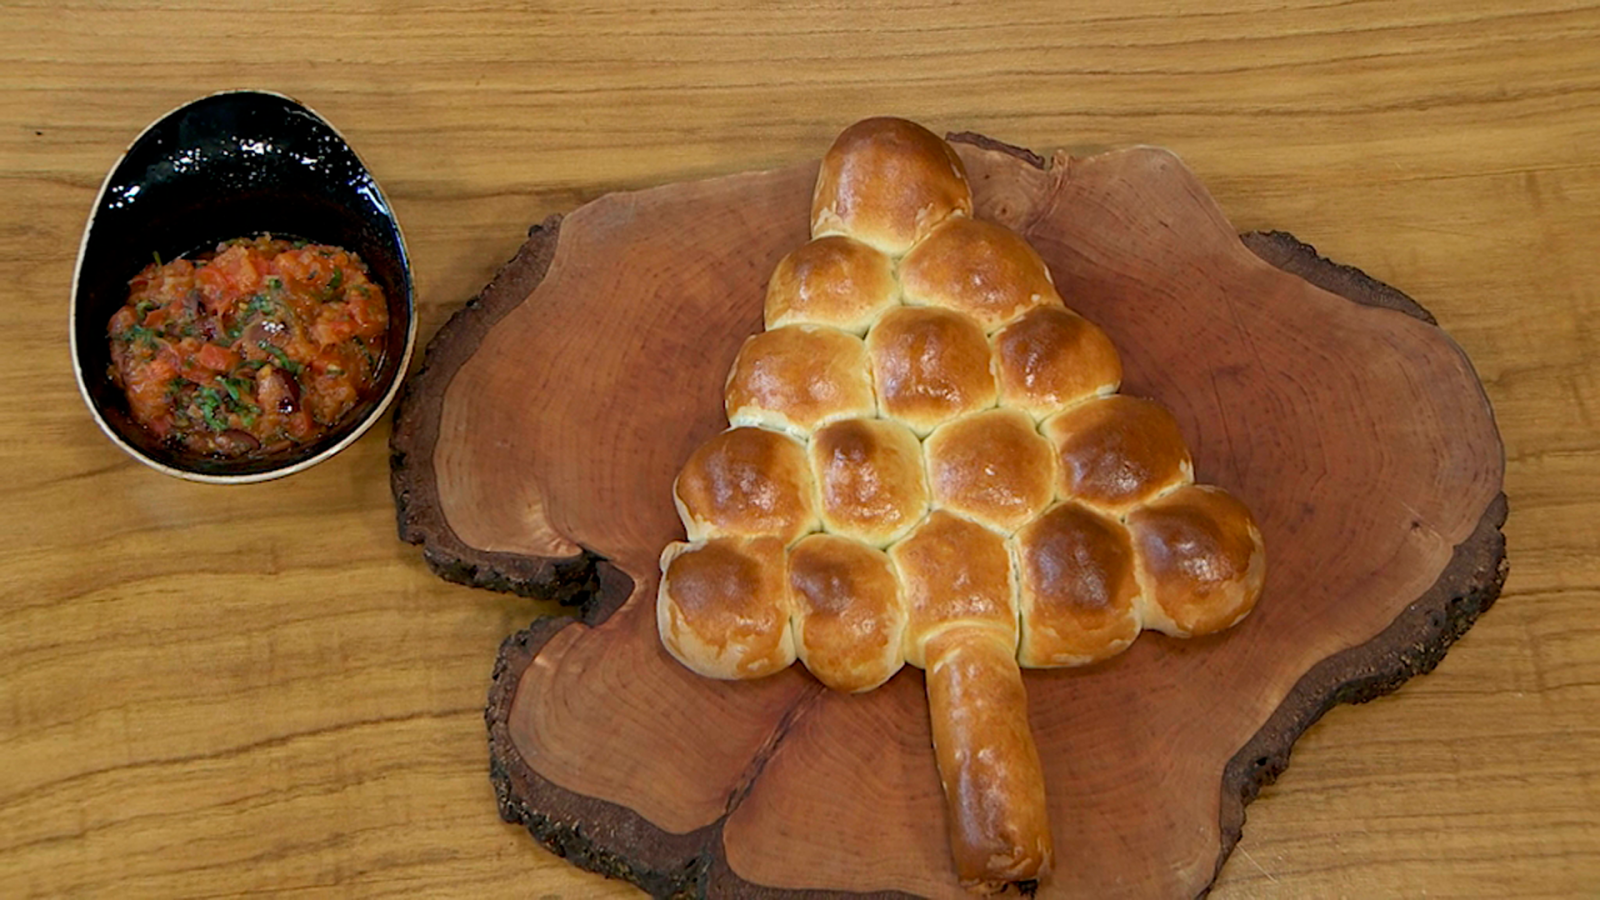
[924,408,1055,535]
[1015,502,1142,667]
[1044,394,1194,512]
[923,627,1054,892]
[673,426,817,544]
[765,235,898,334]
[891,510,1017,669]
[900,217,1063,332]
[787,533,907,693]
[867,305,997,436]
[657,536,794,680]
[1129,484,1266,638]
[811,116,973,255]
[809,417,929,546]
[724,324,875,436]
[993,306,1122,419]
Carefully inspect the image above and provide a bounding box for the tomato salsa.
[108,236,389,458]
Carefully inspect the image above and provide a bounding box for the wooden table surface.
[3,2,1596,897]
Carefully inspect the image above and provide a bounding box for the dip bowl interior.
[71,90,415,483]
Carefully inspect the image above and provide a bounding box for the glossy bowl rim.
[69,88,417,485]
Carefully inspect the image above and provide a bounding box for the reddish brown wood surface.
[391,137,1506,898]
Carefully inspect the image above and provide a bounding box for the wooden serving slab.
[390,135,1506,899]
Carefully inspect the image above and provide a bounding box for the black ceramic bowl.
[71,90,415,483]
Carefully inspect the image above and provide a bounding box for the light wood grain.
[1,2,1596,897]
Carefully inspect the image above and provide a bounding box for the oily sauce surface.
[108,236,388,458]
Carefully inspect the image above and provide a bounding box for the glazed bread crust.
[657,117,1266,892]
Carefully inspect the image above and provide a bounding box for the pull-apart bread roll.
[657,116,1266,894]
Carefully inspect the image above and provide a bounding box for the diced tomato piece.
[156,259,195,295]
[125,354,179,428]
[236,251,264,294]
[154,341,183,372]
[271,248,315,283]
[195,264,231,314]
[143,302,177,330]
[257,365,286,408]
[145,353,178,386]
[109,305,137,335]
[349,289,386,336]
[313,306,358,346]
[195,342,240,372]
[284,408,314,440]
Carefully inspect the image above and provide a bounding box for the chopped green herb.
[246,292,275,319]
[151,250,163,267]
[227,294,275,341]
[257,340,303,375]
[123,325,159,348]
[193,386,228,431]
[353,336,377,371]
[221,375,257,407]
[192,381,260,432]
[328,269,342,291]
